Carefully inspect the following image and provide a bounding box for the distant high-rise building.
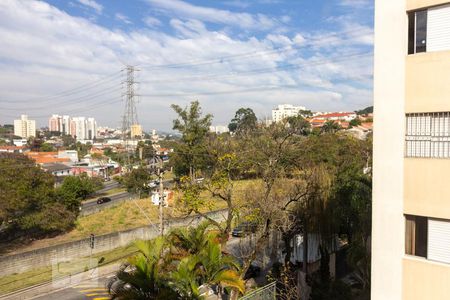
[69,116,97,140]
[49,114,61,132]
[62,115,71,135]
[14,115,36,138]
[272,104,307,123]
[49,114,72,135]
[86,118,97,140]
[71,117,86,140]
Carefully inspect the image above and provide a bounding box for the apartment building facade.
[13,114,36,138]
[49,114,71,135]
[373,1,450,299]
[271,104,306,123]
[70,116,97,140]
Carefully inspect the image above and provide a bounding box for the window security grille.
[405,112,450,158]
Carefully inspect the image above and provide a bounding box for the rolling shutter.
[428,219,450,264]
[427,4,450,52]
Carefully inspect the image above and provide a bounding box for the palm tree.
[196,240,245,295]
[168,221,216,258]
[321,120,341,134]
[170,256,203,299]
[108,237,177,300]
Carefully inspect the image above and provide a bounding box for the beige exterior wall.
[405,51,450,113]
[371,0,406,299]
[405,159,450,218]
[403,257,450,299]
[375,0,450,299]
[406,0,450,10]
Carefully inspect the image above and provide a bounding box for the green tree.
[176,134,242,245]
[286,115,311,136]
[299,109,313,118]
[108,238,178,300]
[0,153,76,235]
[62,135,75,147]
[321,120,341,134]
[171,101,213,178]
[57,173,103,205]
[168,221,215,257]
[122,167,153,196]
[349,118,362,127]
[228,108,257,134]
[136,141,155,161]
[109,227,244,299]
[40,142,55,152]
[69,142,92,159]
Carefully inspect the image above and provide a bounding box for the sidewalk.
[0,262,120,300]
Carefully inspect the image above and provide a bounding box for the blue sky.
[0,0,373,131]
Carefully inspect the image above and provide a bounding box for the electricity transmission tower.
[121,65,140,169]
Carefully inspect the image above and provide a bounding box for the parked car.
[97,197,112,204]
[149,180,160,188]
[232,222,257,237]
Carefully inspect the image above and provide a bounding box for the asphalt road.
[81,179,174,210]
[81,191,131,209]
[32,274,113,300]
[96,181,120,194]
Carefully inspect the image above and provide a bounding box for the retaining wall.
[0,209,228,276]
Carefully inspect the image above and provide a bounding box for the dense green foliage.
[0,154,104,238]
[171,102,372,299]
[108,223,244,299]
[228,107,257,134]
[40,142,56,152]
[135,141,155,161]
[356,106,373,115]
[0,153,75,235]
[170,101,213,178]
[349,118,362,127]
[119,167,153,196]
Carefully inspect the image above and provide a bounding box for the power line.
[0,97,122,119]
[1,87,122,111]
[138,28,371,70]
[0,71,123,104]
[139,51,372,85]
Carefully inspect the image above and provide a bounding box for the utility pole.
[158,166,164,236]
[121,65,139,171]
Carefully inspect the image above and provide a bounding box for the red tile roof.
[316,112,355,118]
[0,146,26,150]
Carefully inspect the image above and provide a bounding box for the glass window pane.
[416,10,427,53]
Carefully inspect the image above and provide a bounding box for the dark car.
[232,222,257,237]
[97,197,112,204]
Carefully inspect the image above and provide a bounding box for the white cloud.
[0,0,373,131]
[115,13,132,24]
[145,0,277,30]
[77,0,103,14]
[339,0,371,7]
[223,0,251,9]
[143,16,162,27]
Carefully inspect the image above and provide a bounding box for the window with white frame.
[405,112,450,158]
[405,215,450,264]
[408,4,450,54]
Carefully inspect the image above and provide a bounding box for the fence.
[0,209,228,277]
[239,281,277,300]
